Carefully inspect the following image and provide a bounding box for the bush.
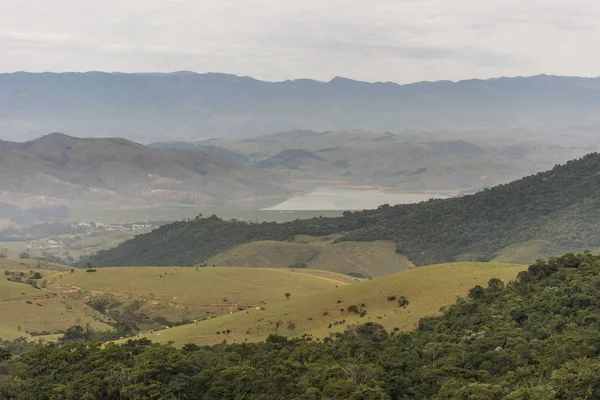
[345,272,368,279]
[19,252,30,259]
[398,296,409,308]
[347,305,359,314]
[387,295,397,301]
[288,263,307,269]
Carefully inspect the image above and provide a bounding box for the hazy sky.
[1,0,599,83]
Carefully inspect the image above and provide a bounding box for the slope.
[46,266,356,328]
[130,262,525,347]
[205,235,414,278]
[170,131,593,192]
[88,153,600,267]
[0,276,113,341]
[0,133,291,206]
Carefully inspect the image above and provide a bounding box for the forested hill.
[87,153,600,267]
[7,253,600,398]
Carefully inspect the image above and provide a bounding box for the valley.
[4,1,600,395]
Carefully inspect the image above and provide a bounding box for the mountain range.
[150,129,594,192]
[0,133,291,208]
[2,72,600,143]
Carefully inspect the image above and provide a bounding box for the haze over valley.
[4,0,600,397]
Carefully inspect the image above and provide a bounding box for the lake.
[263,187,453,211]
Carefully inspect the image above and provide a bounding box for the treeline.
[88,153,600,267]
[3,252,600,398]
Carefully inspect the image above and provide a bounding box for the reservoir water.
[264,186,453,211]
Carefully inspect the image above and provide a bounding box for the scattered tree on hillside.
[397,296,409,308]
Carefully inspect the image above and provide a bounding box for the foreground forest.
[88,153,600,267]
[2,252,600,399]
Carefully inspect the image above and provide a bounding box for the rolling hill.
[0,133,292,207]
[87,152,600,268]
[2,72,600,143]
[156,130,594,193]
[205,235,414,278]
[0,263,356,341]
[127,261,525,347]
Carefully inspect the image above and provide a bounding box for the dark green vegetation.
[4,253,600,398]
[89,153,600,267]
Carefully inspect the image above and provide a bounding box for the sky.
[1,0,599,83]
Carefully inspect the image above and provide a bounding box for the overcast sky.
[1,0,599,83]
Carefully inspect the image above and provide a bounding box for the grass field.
[0,262,357,342]
[0,275,112,340]
[206,236,414,277]
[0,256,70,272]
[128,262,527,347]
[47,267,358,328]
[51,267,355,305]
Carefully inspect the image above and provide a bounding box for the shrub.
[398,296,409,308]
[347,305,359,314]
[19,252,30,259]
[288,263,307,269]
[387,295,397,301]
[345,272,368,279]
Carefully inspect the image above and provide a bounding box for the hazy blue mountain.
[146,141,250,165]
[1,72,600,143]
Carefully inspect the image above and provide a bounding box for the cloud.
[0,0,599,82]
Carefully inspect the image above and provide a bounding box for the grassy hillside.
[0,257,70,272]
[0,277,112,341]
[1,266,355,341]
[88,153,600,267]
[51,266,355,307]
[130,261,525,347]
[206,235,413,277]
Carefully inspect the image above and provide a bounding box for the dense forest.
[3,252,600,398]
[88,153,600,267]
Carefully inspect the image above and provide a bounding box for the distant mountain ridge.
[2,72,600,142]
[152,130,594,192]
[0,133,291,207]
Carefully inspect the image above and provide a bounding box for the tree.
[285,292,291,300]
[397,296,409,308]
[19,252,30,259]
[275,320,283,334]
[552,358,600,399]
